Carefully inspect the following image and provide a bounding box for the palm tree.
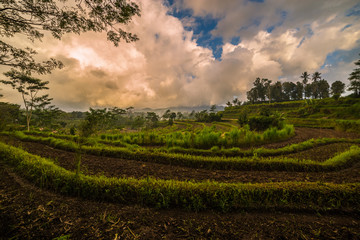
[311,72,321,99]
[300,72,310,85]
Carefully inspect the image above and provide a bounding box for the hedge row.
[3,131,360,172]
[1,141,359,212]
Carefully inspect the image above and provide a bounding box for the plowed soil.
[1,127,360,239]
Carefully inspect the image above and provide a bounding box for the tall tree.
[0,0,140,75]
[282,82,296,101]
[300,72,310,85]
[0,70,50,131]
[263,79,272,103]
[311,72,322,99]
[295,81,304,100]
[304,83,312,99]
[246,88,258,104]
[348,55,360,96]
[145,112,159,128]
[331,80,346,97]
[270,81,283,102]
[318,79,330,99]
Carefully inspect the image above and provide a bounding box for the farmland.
[1,100,360,239]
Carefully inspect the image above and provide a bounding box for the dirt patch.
[286,143,358,162]
[2,136,360,184]
[1,163,359,240]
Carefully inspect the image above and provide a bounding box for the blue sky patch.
[346,3,360,16]
[321,48,360,69]
[166,1,224,59]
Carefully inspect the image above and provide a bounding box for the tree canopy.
[0,0,140,74]
[348,54,360,96]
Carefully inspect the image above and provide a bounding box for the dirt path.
[1,163,359,239]
[2,136,360,184]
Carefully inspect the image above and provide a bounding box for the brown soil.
[1,127,360,239]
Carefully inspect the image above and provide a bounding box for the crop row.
[21,130,360,158]
[22,124,295,150]
[3,131,360,172]
[1,141,359,212]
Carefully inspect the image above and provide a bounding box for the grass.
[1,141,359,212]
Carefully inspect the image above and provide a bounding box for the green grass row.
[21,130,360,158]
[164,137,360,157]
[1,141,359,212]
[23,124,295,150]
[3,131,360,172]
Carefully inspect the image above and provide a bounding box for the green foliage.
[348,54,360,96]
[1,71,51,131]
[237,108,249,127]
[0,102,20,130]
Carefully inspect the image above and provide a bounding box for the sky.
[1,0,360,111]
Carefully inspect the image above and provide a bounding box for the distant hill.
[136,105,225,115]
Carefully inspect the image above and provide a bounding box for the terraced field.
[1,125,360,239]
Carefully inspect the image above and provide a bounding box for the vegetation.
[348,54,360,96]
[243,71,345,105]
[1,71,52,131]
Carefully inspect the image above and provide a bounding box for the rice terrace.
[1,0,360,239]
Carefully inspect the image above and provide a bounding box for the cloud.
[1,0,359,110]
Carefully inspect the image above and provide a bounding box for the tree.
[162,109,171,120]
[0,0,140,75]
[304,83,312,99]
[311,72,322,99]
[168,112,176,125]
[300,72,310,85]
[318,79,330,99]
[254,77,267,101]
[232,98,241,106]
[270,81,283,102]
[210,105,217,112]
[176,112,183,120]
[282,82,296,101]
[33,103,63,129]
[246,88,258,103]
[331,80,345,97]
[145,112,159,128]
[263,79,272,103]
[0,70,51,131]
[0,102,20,130]
[348,55,360,96]
[295,81,304,100]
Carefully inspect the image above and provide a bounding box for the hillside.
[222,97,360,130]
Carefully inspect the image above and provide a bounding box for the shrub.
[248,116,275,131]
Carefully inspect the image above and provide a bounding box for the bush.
[248,116,275,131]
